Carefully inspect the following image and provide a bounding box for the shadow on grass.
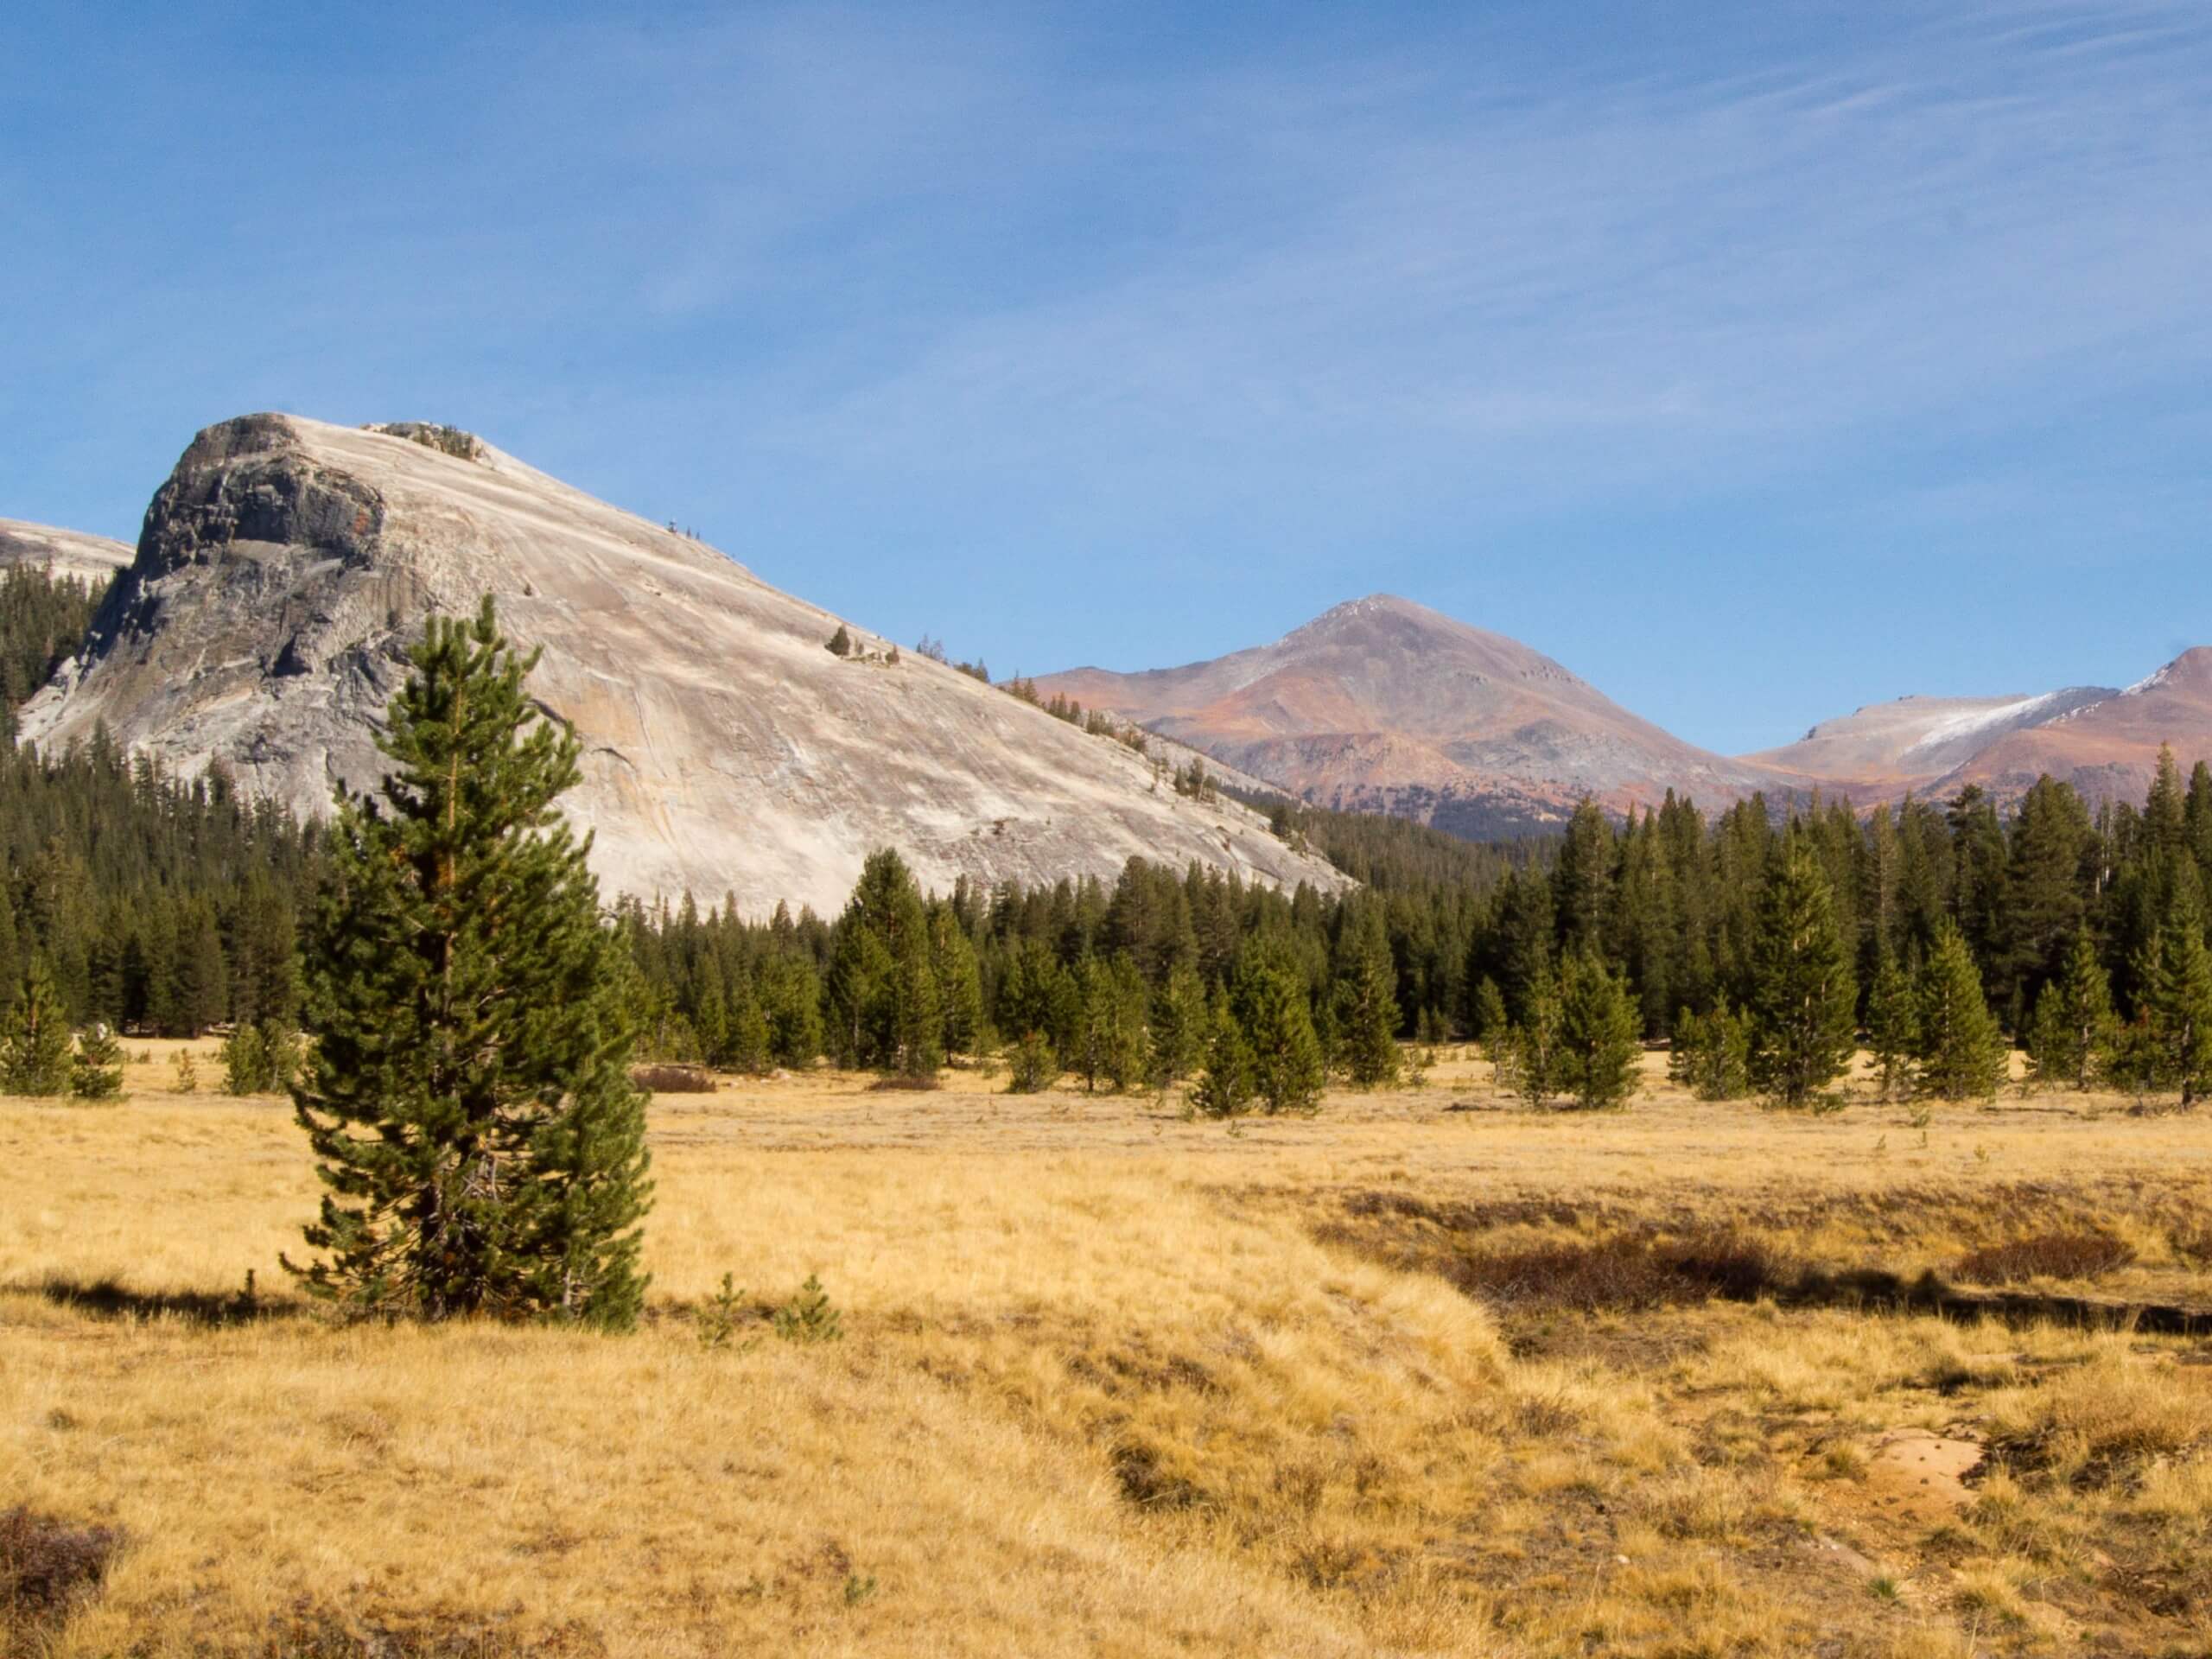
[28,1274,295,1327]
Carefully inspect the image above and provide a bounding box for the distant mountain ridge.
[1744,688,2120,788]
[1039,594,1783,836]
[1039,597,2212,831]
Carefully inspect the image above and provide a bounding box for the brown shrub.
[0,1506,124,1641]
[866,1075,944,1092]
[629,1064,715,1094]
[1954,1232,2136,1286]
[1441,1231,1783,1313]
[260,1600,607,1657]
[1109,1440,1204,1510]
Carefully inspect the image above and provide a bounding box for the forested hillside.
[0,567,320,1034]
[0,564,104,726]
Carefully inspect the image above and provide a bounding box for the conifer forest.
[8,564,2212,1118]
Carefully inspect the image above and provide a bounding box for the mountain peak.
[2125,646,2212,699]
[1034,594,1770,838]
[1289,594,1437,635]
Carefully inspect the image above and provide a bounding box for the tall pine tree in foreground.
[286,597,652,1328]
[1746,841,1857,1107]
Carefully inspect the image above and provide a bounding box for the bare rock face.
[20,414,1347,913]
[0,518,132,584]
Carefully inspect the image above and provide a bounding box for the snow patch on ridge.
[1900,691,2065,758]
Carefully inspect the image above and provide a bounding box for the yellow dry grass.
[4,1045,2210,1656]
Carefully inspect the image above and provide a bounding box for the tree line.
[616,753,2212,1111]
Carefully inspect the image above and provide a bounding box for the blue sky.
[4,1,2207,754]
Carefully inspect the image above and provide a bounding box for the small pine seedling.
[772,1274,842,1344]
[173,1051,199,1094]
[698,1272,753,1351]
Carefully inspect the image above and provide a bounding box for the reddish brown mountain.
[1040,597,2212,834]
[1036,595,1787,836]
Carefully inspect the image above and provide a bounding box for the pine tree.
[71,1021,124,1100]
[1190,989,1255,1118]
[825,849,941,1079]
[0,958,73,1095]
[1912,918,2007,1102]
[1552,798,1616,956]
[1555,950,1640,1109]
[1147,963,1208,1088]
[1236,946,1325,1114]
[1746,841,1858,1106]
[889,946,944,1080]
[1004,1030,1058,1093]
[759,954,823,1067]
[824,919,892,1068]
[170,900,228,1038]
[1668,1001,1751,1101]
[222,1022,270,1093]
[1332,910,1401,1088]
[1471,976,1510,1049]
[2140,904,2212,1106]
[723,969,772,1075]
[0,899,18,1016]
[1865,951,1918,1101]
[1495,962,1564,1107]
[1075,954,1148,1092]
[929,907,985,1061]
[285,597,652,1329]
[2024,931,2114,1093]
[825,625,854,658]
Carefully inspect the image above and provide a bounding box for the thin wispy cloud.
[1,1,2206,748]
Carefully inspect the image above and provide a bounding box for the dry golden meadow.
[6,1043,2212,1656]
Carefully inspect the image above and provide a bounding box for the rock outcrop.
[20,415,1346,912]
